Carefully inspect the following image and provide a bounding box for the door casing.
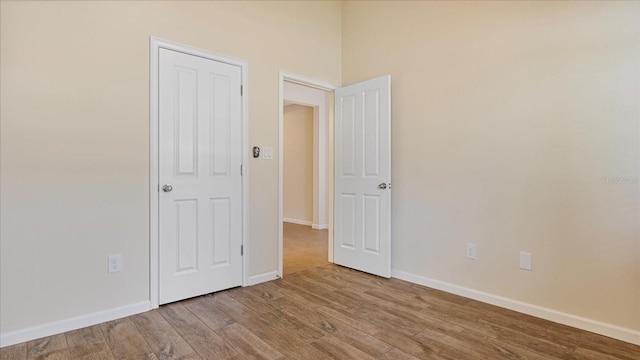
[150,37,249,309]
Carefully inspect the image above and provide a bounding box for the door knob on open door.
[162,184,173,193]
[378,183,388,190]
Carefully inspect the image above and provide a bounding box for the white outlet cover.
[466,243,477,260]
[519,252,532,271]
[108,254,123,273]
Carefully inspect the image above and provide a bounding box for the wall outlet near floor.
[108,254,123,273]
[519,252,532,271]
[466,243,477,260]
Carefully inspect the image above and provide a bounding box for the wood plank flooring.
[2,224,639,359]
[282,222,329,275]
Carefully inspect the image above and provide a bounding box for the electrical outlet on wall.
[466,243,477,260]
[519,252,532,271]
[108,254,123,273]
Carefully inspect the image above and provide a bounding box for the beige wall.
[283,105,314,224]
[0,0,341,334]
[342,0,639,331]
[2,0,638,342]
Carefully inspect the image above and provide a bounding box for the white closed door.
[334,75,391,278]
[159,48,243,305]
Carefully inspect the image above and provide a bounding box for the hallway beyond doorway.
[283,222,328,275]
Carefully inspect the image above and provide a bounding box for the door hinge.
[240,164,243,176]
[241,245,244,256]
[240,85,243,96]
[157,184,160,192]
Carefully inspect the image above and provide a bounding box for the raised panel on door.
[175,199,199,274]
[210,74,231,177]
[334,75,391,278]
[340,194,356,249]
[159,48,243,305]
[175,67,198,176]
[340,95,357,177]
[363,195,380,254]
[363,90,380,177]
[210,197,231,267]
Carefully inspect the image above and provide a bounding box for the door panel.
[210,74,231,176]
[175,199,198,273]
[210,197,231,266]
[363,90,380,177]
[176,67,198,176]
[159,48,242,304]
[334,75,391,278]
[340,95,357,177]
[340,194,356,249]
[363,195,380,254]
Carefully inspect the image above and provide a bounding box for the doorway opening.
[278,72,336,277]
[283,104,327,275]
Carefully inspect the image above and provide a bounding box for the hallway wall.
[283,105,314,224]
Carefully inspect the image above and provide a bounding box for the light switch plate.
[262,147,273,160]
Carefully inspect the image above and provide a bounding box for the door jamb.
[150,37,249,309]
[278,71,337,278]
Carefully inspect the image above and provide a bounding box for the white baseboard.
[5,273,635,348]
[283,218,312,226]
[391,269,640,346]
[283,218,327,230]
[0,301,151,348]
[247,271,279,286]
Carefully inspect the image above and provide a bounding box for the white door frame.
[278,71,337,277]
[150,37,249,309]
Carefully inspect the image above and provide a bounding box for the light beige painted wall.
[342,0,640,331]
[2,0,638,341]
[283,105,314,223]
[0,0,341,334]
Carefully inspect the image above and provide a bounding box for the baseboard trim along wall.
[282,218,312,226]
[391,269,640,346]
[0,301,151,348]
[4,272,636,348]
[247,271,280,286]
[1,271,285,348]
[283,218,327,230]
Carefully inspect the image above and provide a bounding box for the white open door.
[158,48,243,304]
[334,75,391,278]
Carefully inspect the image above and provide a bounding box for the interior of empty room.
[0,0,638,348]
